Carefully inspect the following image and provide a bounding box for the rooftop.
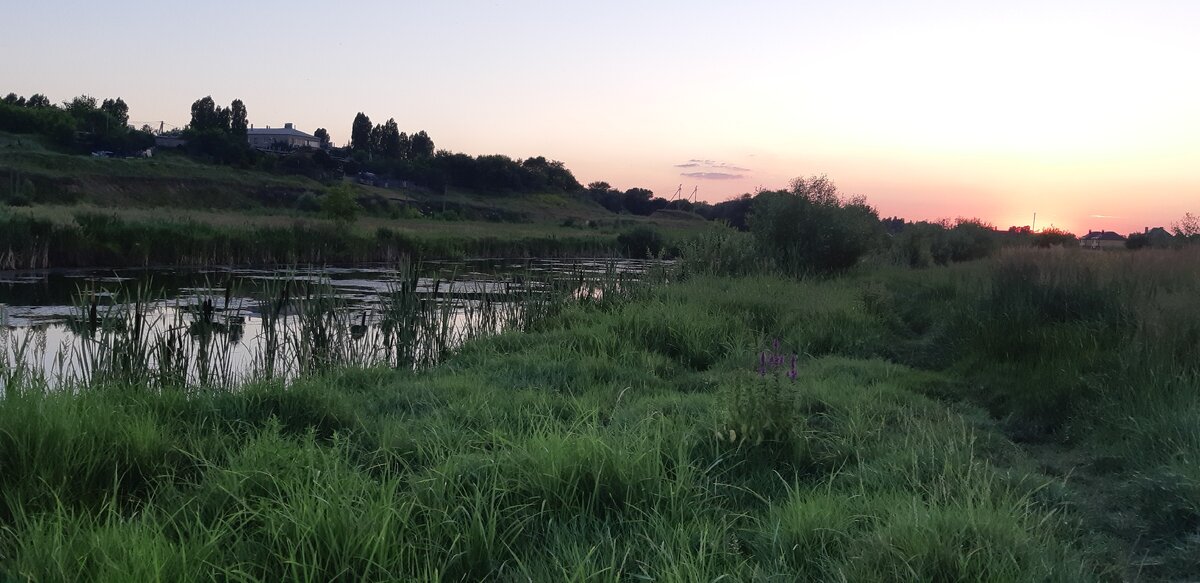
[247,123,316,139]
[1081,230,1126,241]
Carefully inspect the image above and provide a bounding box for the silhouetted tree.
[410,130,434,159]
[100,98,129,127]
[313,127,331,149]
[351,112,372,152]
[623,187,658,215]
[397,131,411,160]
[1173,212,1200,242]
[376,118,402,158]
[189,96,220,131]
[25,94,50,108]
[229,99,248,135]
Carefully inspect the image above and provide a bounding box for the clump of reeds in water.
[5,258,661,392]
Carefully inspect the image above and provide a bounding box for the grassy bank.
[1,131,710,268]
[16,249,1194,580]
[0,209,605,269]
[0,207,710,269]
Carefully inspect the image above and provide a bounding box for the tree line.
[1,92,153,153]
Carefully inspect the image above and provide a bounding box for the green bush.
[749,176,883,275]
[891,219,997,267]
[321,185,360,224]
[616,226,665,258]
[295,192,321,213]
[677,228,761,277]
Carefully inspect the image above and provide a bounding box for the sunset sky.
[3,0,1197,233]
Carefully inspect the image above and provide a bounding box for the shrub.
[677,228,760,277]
[321,185,360,224]
[749,176,883,275]
[891,219,996,267]
[1033,227,1077,248]
[295,193,321,213]
[616,227,665,258]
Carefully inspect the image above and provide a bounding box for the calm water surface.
[0,259,656,387]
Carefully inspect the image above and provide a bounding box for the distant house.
[1143,227,1176,248]
[1080,230,1126,249]
[247,123,320,150]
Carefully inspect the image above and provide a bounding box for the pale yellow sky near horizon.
[3,1,1198,233]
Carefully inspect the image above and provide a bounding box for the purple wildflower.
[788,354,797,381]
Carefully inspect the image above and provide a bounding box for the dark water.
[0,259,656,387]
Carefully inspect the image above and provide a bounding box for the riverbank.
[1,132,710,269]
[7,250,1197,579]
[0,207,707,269]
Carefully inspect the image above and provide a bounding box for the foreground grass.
[0,271,1112,581]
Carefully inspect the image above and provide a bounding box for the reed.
[1,259,648,392]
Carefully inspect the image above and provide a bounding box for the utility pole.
[1032,212,1037,232]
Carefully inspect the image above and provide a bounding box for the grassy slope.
[0,273,1112,581]
[1,132,711,266]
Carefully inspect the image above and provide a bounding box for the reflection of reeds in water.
[1,259,656,392]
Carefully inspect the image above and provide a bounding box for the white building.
[247,123,320,150]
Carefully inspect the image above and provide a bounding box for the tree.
[189,96,220,131]
[409,130,434,159]
[215,106,231,132]
[1033,227,1077,248]
[229,99,248,135]
[100,98,129,127]
[623,187,659,215]
[1126,232,1150,250]
[313,127,331,149]
[375,118,402,158]
[64,95,98,113]
[3,93,23,106]
[1173,212,1200,242]
[749,175,883,274]
[26,94,50,108]
[397,131,411,160]
[351,112,372,152]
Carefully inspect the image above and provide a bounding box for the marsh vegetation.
[2,243,1199,580]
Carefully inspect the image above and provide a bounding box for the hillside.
[0,132,711,268]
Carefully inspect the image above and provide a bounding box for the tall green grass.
[0,210,619,269]
[0,270,1111,580]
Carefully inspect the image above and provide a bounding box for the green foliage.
[183,96,255,164]
[321,186,360,224]
[676,228,761,277]
[892,219,998,267]
[749,176,884,274]
[616,226,665,258]
[0,271,1104,580]
[295,192,321,213]
[0,94,148,153]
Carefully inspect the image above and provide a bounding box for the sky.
[3,0,1198,233]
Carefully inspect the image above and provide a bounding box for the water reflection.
[1,259,657,389]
